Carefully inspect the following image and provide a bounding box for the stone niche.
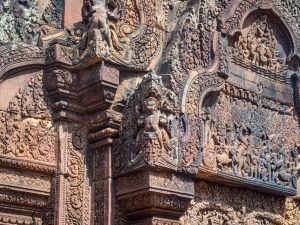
[227,9,295,79]
[197,10,299,196]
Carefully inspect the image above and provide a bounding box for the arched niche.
[228,9,295,74]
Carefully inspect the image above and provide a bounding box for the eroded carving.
[0,0,63,45]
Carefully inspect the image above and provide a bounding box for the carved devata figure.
[116,71,180,171]
[201,83,299,190]
[232,16,285,73]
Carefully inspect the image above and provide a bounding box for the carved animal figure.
[217,146,232,170]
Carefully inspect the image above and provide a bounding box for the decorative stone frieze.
[0,0,300,225]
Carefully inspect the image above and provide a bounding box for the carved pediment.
[0,72,56,164]
[230,15,286,74]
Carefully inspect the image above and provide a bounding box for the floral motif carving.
[65,124,90,225]
[180,180,287,225]
[0,44,44,79]
[0,213,42,225]
[0,73,56,163]
[180,0,221,71]
[0,168,51,192]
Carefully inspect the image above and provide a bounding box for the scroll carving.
[65,124,90,225]
[180,180,288,225]
[180,0,221,71]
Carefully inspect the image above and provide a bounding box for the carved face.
[144,97,159,114]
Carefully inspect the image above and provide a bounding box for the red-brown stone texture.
[63,0,84,28]
[0,0,299,225]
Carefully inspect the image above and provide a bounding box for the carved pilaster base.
[116,170,194,223]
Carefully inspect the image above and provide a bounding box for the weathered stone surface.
[0,0,299,225]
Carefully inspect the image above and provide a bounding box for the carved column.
[90,129,116,225]
[292,74,300,117]
[77,62,120,225]
[45,44,91,225]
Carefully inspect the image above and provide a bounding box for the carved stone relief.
[0,72,56,164]
[199,83,299,194]
[0,0,63,45]
[77,0,165,70]
[180,180,287,225]
[0,0,299,224]
[65,124,90,225]
[231,16,285,73]
[115,70,180,173]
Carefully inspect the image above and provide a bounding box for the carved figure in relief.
[87,3,113,49]
[134,73,174,165]
[233,16,284,72]
[118,71,179,170]
[201,84,299,189]
[135,95,167,150]
[81,0,128,60]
